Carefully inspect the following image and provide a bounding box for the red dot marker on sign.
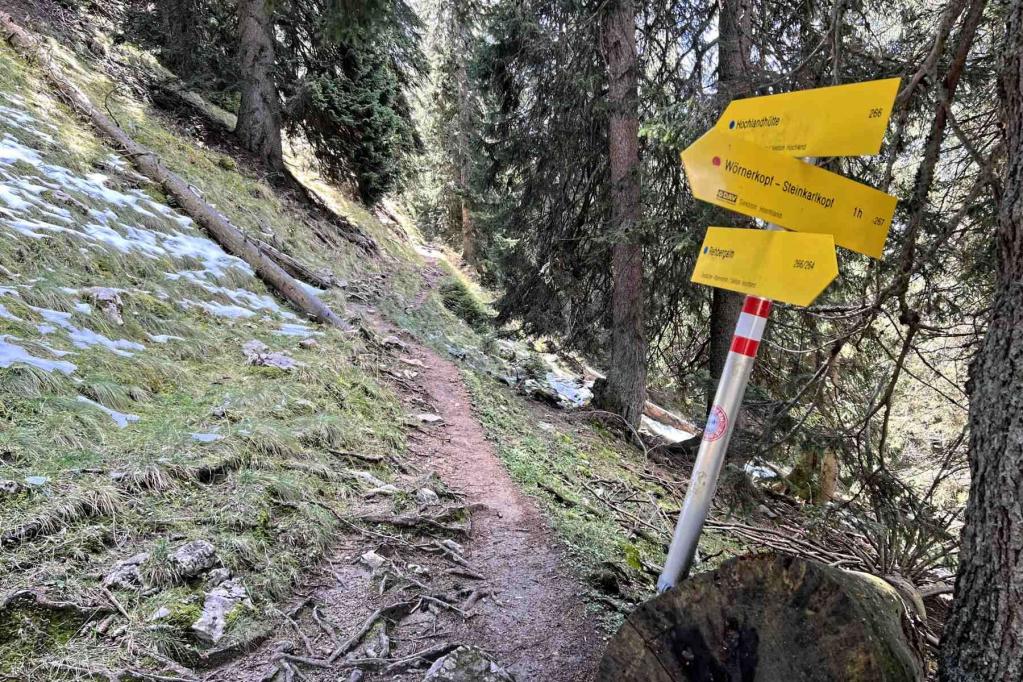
[712,156,721,166]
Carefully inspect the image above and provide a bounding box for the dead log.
[600,553,924,681]
[251,236,338,289]
[0,12,350,331]
[643,400,700,435]
[150,70,237,132]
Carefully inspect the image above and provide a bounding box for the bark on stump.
[600,554,923,681]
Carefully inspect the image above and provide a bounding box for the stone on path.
[170,539,218,578]
[424,646,514,682]
[191,578,251,644]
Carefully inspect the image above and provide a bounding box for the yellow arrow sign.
[681,129,897,258]
[692,227,838,306]
[715,78,900,157]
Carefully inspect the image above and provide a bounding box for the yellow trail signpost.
[691,227,838,307]
[658,78,900,593]
[681,128,897,259]
[714,77,901,157]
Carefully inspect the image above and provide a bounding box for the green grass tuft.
[439,277,494,331]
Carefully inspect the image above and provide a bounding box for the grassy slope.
[0,31,742,676]
[0,38,420,673]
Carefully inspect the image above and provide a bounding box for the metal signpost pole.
[657,295,771,592]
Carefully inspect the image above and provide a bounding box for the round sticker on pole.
[703,405,728,442]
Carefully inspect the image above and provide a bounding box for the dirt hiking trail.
[406,342,604,680]
[209,286,604,680]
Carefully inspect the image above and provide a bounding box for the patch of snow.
[30,306,145,356]
[0,184,32,211]
[37,342,72,357]
[147,333,185,343]
[191,433,223,443]
[0,99,300,350]
[181,299,256,319]
[0,335,77,374]
[161,233,252,278]
[0,303,21,321]
[76,396,140,428]
[545,372,592,408]
[4,216,70,239]
[274,323,321,337]
[0,134,43,166]
[166,270,282,313]
[744,461,780,481]
[640,415,698,444]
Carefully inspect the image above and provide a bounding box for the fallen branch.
[0,12,350,331]
[150,72,236,132]
[100,586,130,620]
[920,582,954,598]
[252,236,339,290]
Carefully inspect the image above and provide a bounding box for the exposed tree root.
[277,599,417,668]
[0,588,114,616]
[358,508,470,537]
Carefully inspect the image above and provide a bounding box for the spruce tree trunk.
[599,0,647,428]
[940,1,1023,677]
[235,0,284,173]
[707,0,752,410]
[157,0,204,80]
[457,61,478,269]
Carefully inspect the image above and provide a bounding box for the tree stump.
[600,554,924,681]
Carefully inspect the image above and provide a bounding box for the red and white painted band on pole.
[657,294,771,591]
[730,296,771,357]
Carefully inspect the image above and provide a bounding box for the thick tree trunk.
[940,0,1023,678]
[157,0,204,80]
[601,554,923,681]
[707,0,753,411]
[235,0,284,173]
[598,0,647,428]
[0,12,349,332]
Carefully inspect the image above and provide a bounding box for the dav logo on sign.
[716,189,738,204]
